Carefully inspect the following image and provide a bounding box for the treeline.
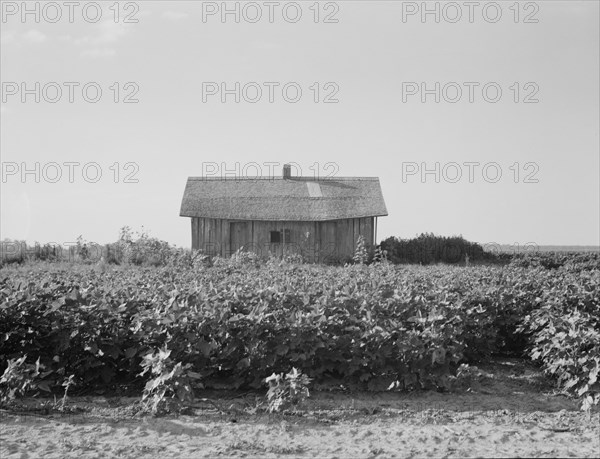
[3,229,598,269]
[378,233,509,265]
[0,227,194,267]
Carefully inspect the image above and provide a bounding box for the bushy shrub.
[380,233,499,265]
[518,270,600,410]
[265,368,311,412]
[0,356,42,406]
[139,345,202,415]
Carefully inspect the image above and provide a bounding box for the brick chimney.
[283,163,292,179]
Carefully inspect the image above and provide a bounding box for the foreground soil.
[1,359,599,458]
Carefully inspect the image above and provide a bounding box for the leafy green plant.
[231,248,261,266]
[56,374,76,411]
[265,368,311,413]
[520,305,600,411]
[0,356,41,406]
[372,245,387,263]
[353,235,368,265]
[76,235,91,261]
[139,345,202,415]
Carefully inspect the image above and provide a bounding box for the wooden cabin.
[179,164,388,262]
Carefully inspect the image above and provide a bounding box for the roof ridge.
[187,177,381,181]
[202,196,376,200]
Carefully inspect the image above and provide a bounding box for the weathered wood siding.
[191,217,375,262]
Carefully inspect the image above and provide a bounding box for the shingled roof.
[180,175,388,221]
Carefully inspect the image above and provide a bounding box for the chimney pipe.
[283,164,291,179]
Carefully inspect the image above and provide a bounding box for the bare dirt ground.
[1,359,599,458]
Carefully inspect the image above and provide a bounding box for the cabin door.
[229,222,250,255]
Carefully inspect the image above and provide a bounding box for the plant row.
[1,255,598,410]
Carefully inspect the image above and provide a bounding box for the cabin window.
[270,230,292,243]
[270,231,281,243]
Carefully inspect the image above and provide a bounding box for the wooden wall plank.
[363,217,372,250]
[200,218,206,252]
[191,218,198,250]
[217,219,223,255]
[337,219,348,260]
[315,221,321,263]
[318,221,335,262]
[206,219,213,254]
[254,220,268,258]
[222,219,229,256]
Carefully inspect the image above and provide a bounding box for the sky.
[1,0,599,249]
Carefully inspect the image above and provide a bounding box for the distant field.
[494,245,600,253]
